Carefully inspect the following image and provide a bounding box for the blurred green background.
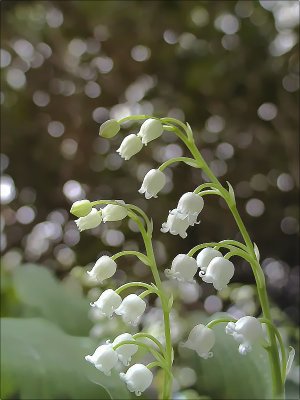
[1,1,299,399]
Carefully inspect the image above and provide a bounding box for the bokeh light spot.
[245,198,265,217]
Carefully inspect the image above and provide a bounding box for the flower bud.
[85,343,118,375]
[161,209,190,239]
[117,134,143,160]
[165,254,198,282]
[102,201,128,222]
[177,192,204,226]
[137,118,163,145]
[113,333,138,366]
[182,324,215,359]
[120,364,153,396]
[75,208,102,231]
[99,119,120,138]
[226,316,264,355]
[196,248,222,272]
[91,289,122,317]
[138,169,166,199]
[87,256,117,283]
[115,294,146,325]
[200,256,234,290]
[70,200,92,217]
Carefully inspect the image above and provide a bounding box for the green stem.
[111,250,151,266]
[118,115,155,124]
[115,282,157,295]
[113,340,166,366]
[259,318,287,381]
[158,157,199,171]
[206,317,237,329]
[187,240,247,257]
[133,332,166,355]
[147,361,161,369]
[128,210,173,399]
[162,121,284,399]
[167,119,284,398]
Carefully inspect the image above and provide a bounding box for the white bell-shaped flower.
[161,209,190,239]
[117,134,143,160]
[226,316,264,355]
[102,201,128,222]
[87,256,117,283]
[85,343,118,375]
[75,208,102,231]
[137,118,163,145]
[138,169,166,199]
[165,254,198,282]
[177,192,204,225]
[91,289,122,317]
[70,200,92,217]
[200,256,234,290]
[196,247,222,272]
[120,364,153,396]
[182,324,215,359]
[112,333,138,366]
[115,294,146,325]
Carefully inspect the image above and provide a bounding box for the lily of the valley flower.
[200,256,234,290]
[91,289,122,317]
[177,192,204,226]
[137,118,163,145]
[165,254,198,282]
[120,364,153,396]
[102,201,128,222]
[182,324,215,359]
[196,247,222,272]
[115,294,146,325]
[75,208,102,231]
[226,316,264,355]
[70,200,92,217]
[139,169,166,199]
[117,134,143,160]
[112,333,138,366]
[87,255,117,283]
[85,343,118,375]
[99,119,120,138]
[161,209,190,239]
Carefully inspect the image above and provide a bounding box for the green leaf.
[135,253,151,266]
[12,264,92,336]
[253,243,260,262]
[185,323,272,399]
[0,318,130,400]
[183,159,200,168]
[226,181,236,206]
[185,122,195,142]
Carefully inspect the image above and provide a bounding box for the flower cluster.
[181,316,265,359]
[114,118,163,160]
[69,116,287,399]
[85,335,153,396]
[164,247,234,291]
[91,290,146,326]
[71,200,128,232]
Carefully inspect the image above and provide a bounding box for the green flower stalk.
[71,115,293,399]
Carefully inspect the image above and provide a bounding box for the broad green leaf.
[184,323,272,399]
[0,318,130,400]
[12,264,92,336]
